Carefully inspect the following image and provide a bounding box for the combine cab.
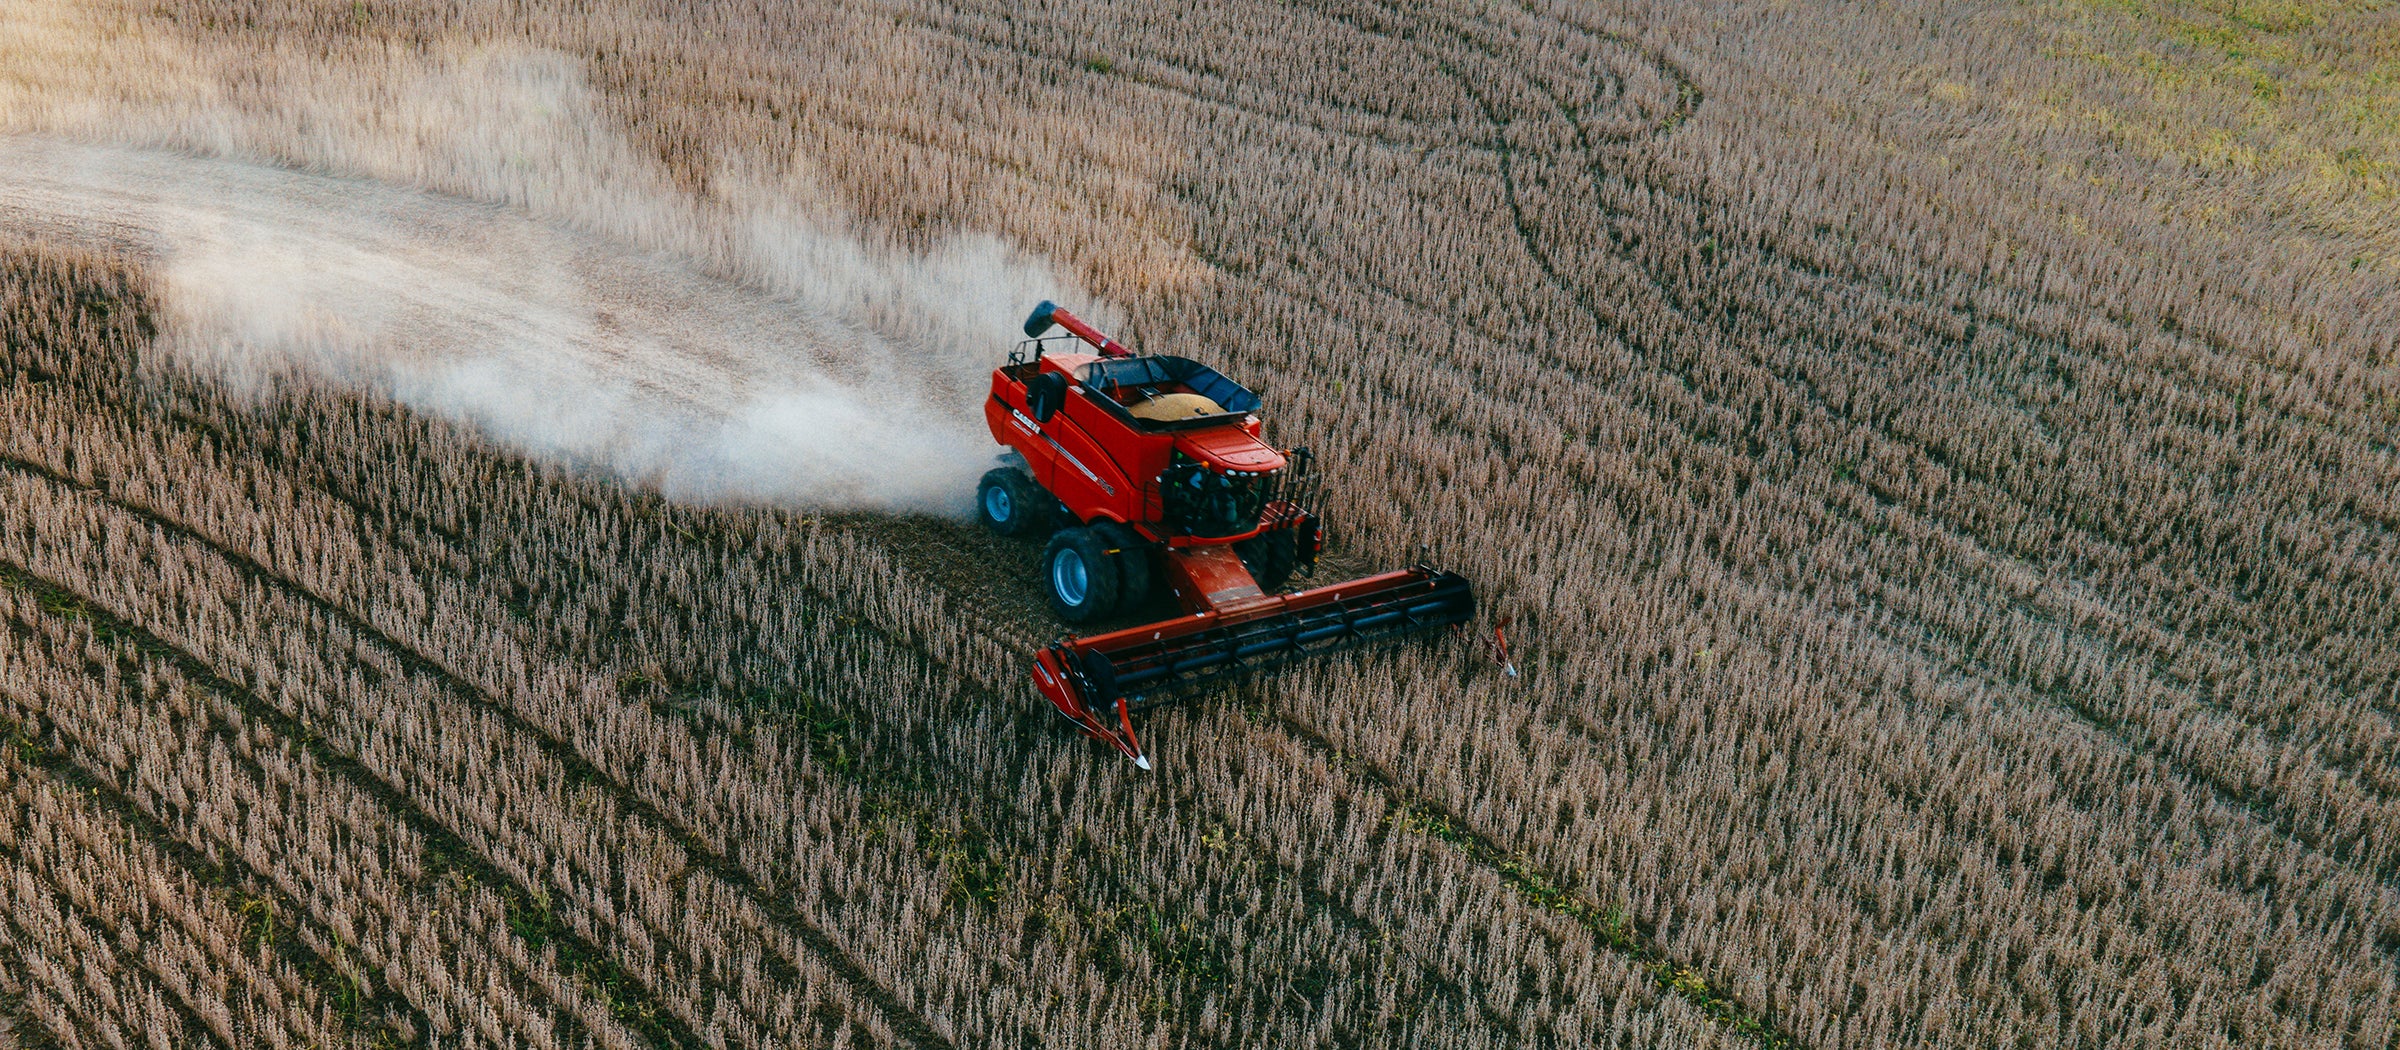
[981,301,1474,768]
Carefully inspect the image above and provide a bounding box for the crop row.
[0,248,1745,1046]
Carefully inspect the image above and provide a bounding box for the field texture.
[2,0,2397,1048]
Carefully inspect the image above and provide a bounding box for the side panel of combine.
[1038,399,1130,525]
[985,388,1056,495]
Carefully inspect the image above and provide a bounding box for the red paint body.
[991,305,1474,766]
[984,353,1287,550]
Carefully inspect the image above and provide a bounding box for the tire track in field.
[1819,153,2400,464]
[1728,479,2400,875]
[1686,551,2400,888]
[1259,710,1800,1048]
[0,609,425,1048]
[1234,242,2400,880]
[1200,169,2400,1033]
[1194,91,2400,920]
[311,429,1537,1045]
[1491,5,2400,481]
[1563,87,2400,655]
[0,771,237,1050]
[1231,253,2400,1014]
[887,1,1489,154]
[371,395,1776,1048]
[1460,60,2400,798]
[889,0,1696,156]
[0,455,951,1050]
[1272,2,2400,846]
[95,360,1490,1044]
[1715,256,2400,705]
[0,701,393,1050]
[680,521,1801,1046]
[1273,229,2400,839]
[0,950,100,1050]
[0,560,685,1048]
[648,558,1533,1044]
[1436,231,2400,867]
[1583,197,2400,735]
[1270,0,2400,727]
[1416,0,2400,673]
[0,468,780,1050]
[1185,0,2400,814]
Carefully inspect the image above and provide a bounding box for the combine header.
[980,301,1474,768]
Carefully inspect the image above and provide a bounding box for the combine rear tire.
[1092,521,1153,615]
[978,467,1047,538]
[1044,527,1120,623]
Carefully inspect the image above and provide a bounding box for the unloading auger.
[978,301,1475,768]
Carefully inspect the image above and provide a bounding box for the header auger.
[981,301,1475,768]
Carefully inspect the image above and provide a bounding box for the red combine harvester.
[981,301,1474,768]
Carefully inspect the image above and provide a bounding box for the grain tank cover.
[1075,355,1262,416]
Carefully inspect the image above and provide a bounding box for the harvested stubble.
[0,246,1745,1046]
[3,0,2399,1047]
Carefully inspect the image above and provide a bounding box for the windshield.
[1158,456,1268,538]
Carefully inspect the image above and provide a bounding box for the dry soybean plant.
[3,0,2399,1047]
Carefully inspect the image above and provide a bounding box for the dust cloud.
[0,30,1094,515]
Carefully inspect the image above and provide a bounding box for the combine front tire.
[1044,527,1120,623]
[1093,521,1153,615]
[1236,529,1301,591]
[978,467,1047,538]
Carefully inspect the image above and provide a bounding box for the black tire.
[1236,528,1300,591]
[1092,521,1153,615]
[977,467,1047,538]
[1043,527,1120,624]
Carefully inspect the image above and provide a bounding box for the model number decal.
[1045,434,1114,496]
[1007,402,1112,495]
